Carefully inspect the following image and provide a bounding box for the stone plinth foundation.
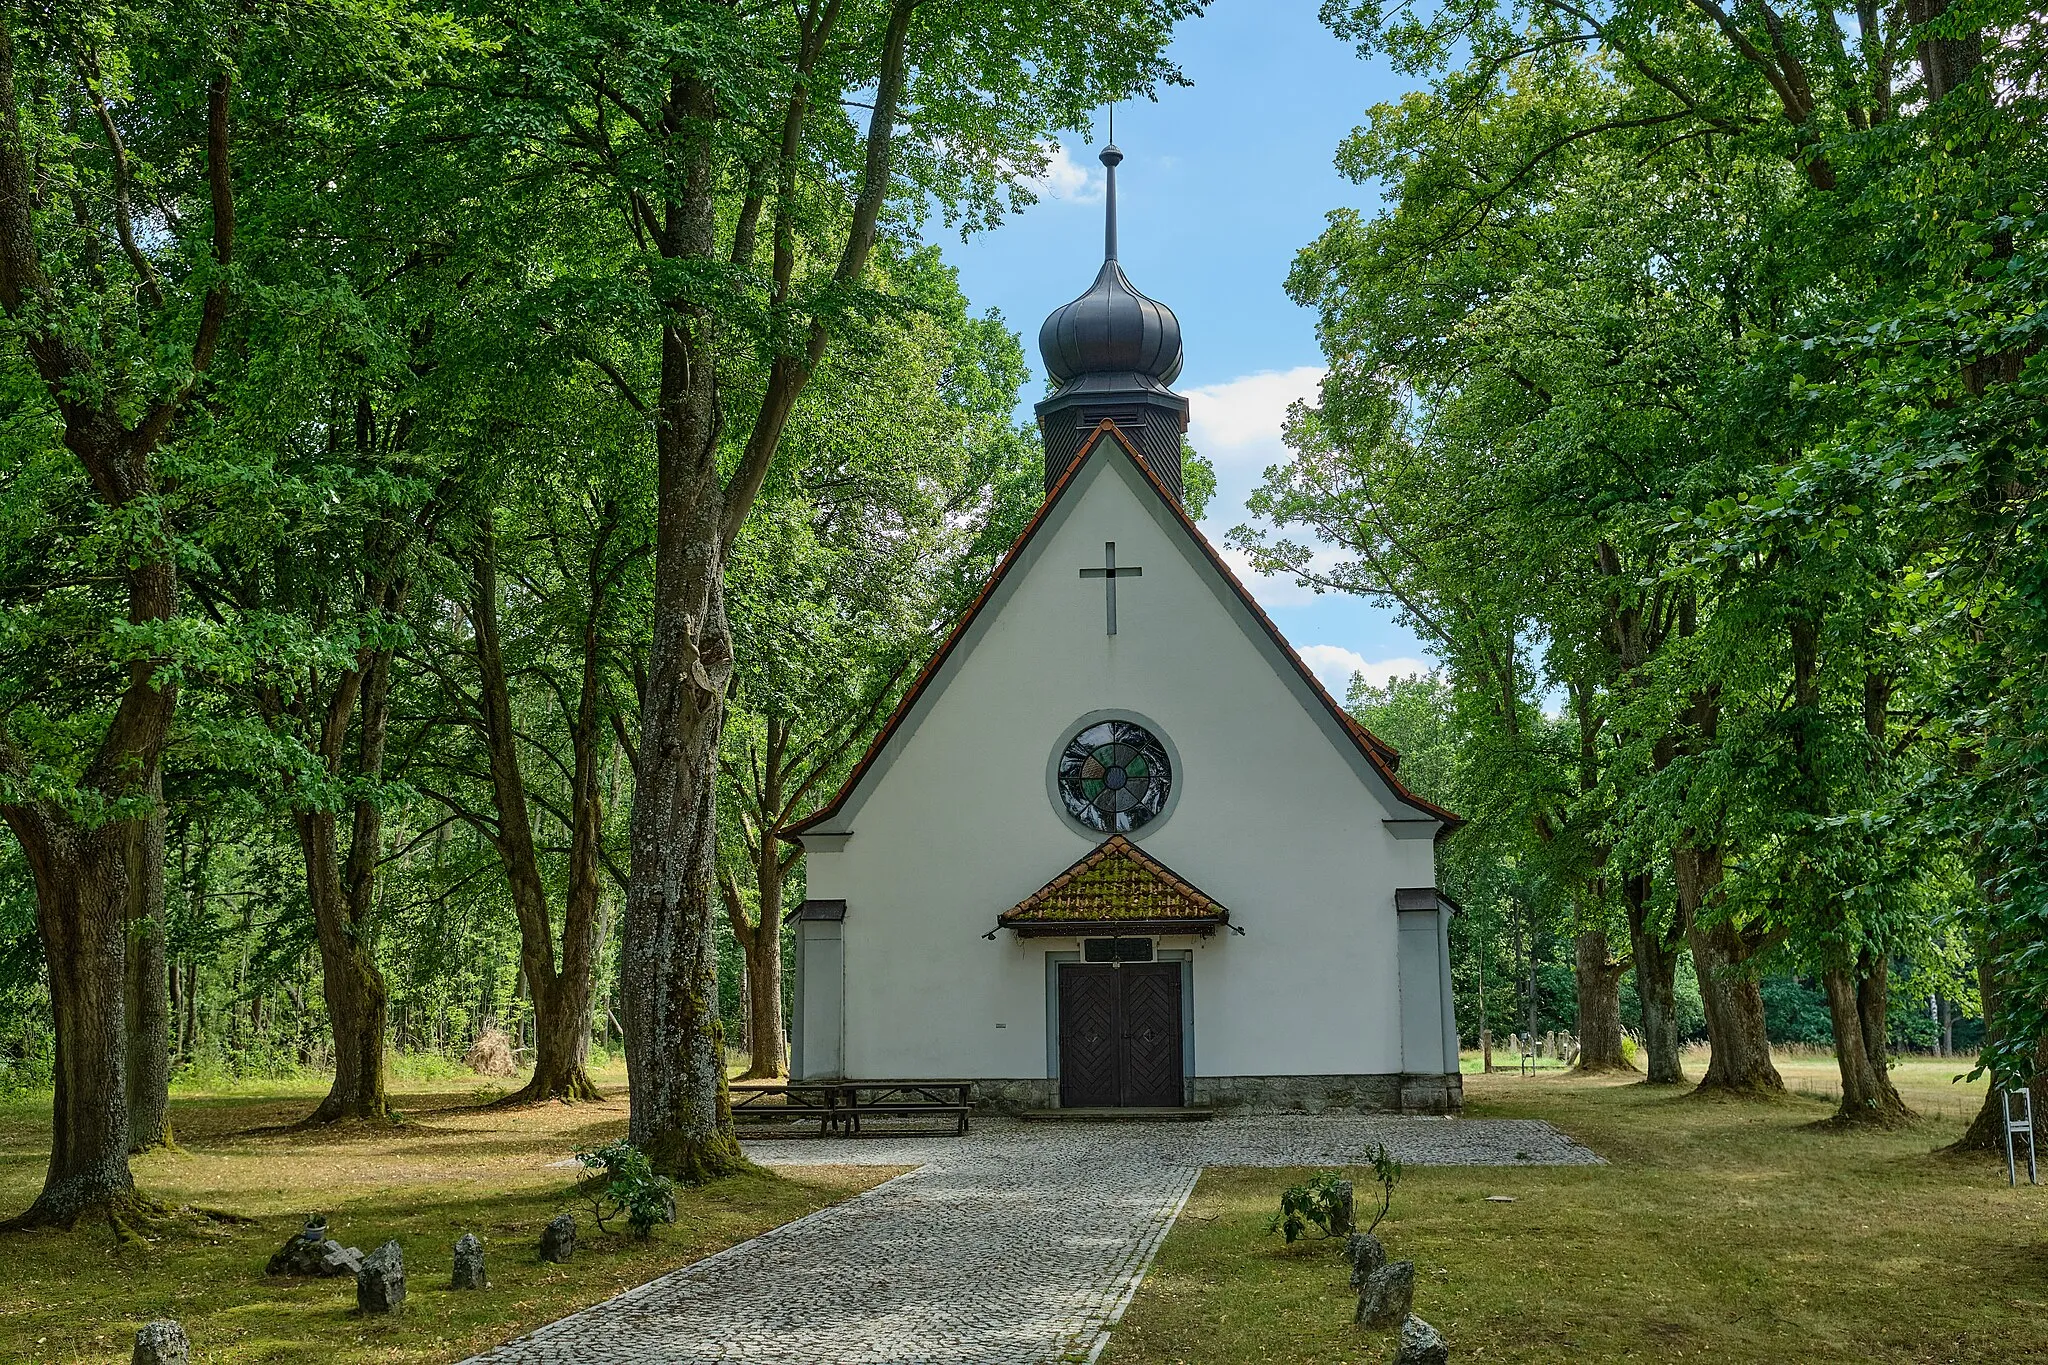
[964,1073,1462,1116]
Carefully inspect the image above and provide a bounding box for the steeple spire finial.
[1033,101,1190,503]
[1100,106,1121,262]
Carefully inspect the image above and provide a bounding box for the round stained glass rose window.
[1057,719,1173,833]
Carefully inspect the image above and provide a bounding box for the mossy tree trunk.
[1623,872,1688,1084]
[1573,928,1633,1072]
[1823,952,1910,1124]
[624,544,746,1178]
[1690,919,1785,1096]
[619,87,748,1176]
[8,821,141,1226]
[597,2,916,1181]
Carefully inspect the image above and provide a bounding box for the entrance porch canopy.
[996,834,1230,938]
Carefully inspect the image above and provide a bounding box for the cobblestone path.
[465,1116,1599,1365]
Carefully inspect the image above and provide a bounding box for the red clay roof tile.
[998,835,1228,928]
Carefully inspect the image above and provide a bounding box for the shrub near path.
[1102,1067,2048,1365]
[0,1068,894,1364]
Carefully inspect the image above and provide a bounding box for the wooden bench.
[729,1079,974,1136]
[834,1081,973,1136]
[730,1082,850,1136]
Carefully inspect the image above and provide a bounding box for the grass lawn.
[0,1062,894,1364]
[1102,1057,2048,1364]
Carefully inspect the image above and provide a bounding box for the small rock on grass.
[540,1211,576,1263]
[1393,1315,1449,1365]
[1345,1231,1387,1286]
[1330,1179,1356,1236]
[356,1240,406,1315]
[453,1232,488,1290]
[132,1320,189,1365]
[266,1215,365,1278]
[319,1241,365,1276]
[1354,1259,1415,1328]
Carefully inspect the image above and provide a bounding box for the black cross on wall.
[1079,541,1142,635]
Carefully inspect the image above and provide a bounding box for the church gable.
[996,835,1230,937]
[789,420,1457,842]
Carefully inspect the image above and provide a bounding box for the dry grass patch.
[1103,1068,2048,1365]
[0,1065,896,1364]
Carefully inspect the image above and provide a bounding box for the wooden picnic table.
[729,1078,974,1136]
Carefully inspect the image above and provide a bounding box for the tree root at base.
[647,1129,759,1186]
[491,1070,606,1107]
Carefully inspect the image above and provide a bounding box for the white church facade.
[784,140,1463,1115]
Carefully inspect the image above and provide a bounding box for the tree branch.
[77,56,164,310]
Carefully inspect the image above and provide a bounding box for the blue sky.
[940,0,1436,696]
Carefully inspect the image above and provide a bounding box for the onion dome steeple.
[1037,144,1184,387]
[1034,129,1191,504]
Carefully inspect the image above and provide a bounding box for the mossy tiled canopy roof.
[997,835,1229,937]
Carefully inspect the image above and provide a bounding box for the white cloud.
[1180,366,1435,681]
[1030,143,1103,204]
[1185,366,1326,465]
[1297,646,1433,697]
[1188,366,1330,611]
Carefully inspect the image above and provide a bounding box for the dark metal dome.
[1036,145,1184,387]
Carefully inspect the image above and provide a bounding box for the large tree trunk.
[1682,842,1782,1095]
[1824,950,1911,1123]
[621,111,747,1174]
[1632,936,1687,1084]
[123,781,171,1152]
[6,823,140,1227]
[524,967,601,1103]
[620,4,912,1176]
[297,643,399,1124]
[1957,1035,2048,1152]
[300,807,391,1122]
[1623,873,1687,1084]
[472,529,605,1105]
[744,927,784,1080]
[1573,928,1632,1072]
[1690,918,1785,1096]
[1953,943,2048,1151]
[622,561,744,1179]
[1819,670,1911,1124]
[1,563,180,1220]
[0,17,230,1231]
[315,932,389,1123]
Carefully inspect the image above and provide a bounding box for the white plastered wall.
[794,446,1445,1083]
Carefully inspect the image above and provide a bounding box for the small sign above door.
[1082,936,1155,963]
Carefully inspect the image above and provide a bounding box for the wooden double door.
[1057,962,1184,1108]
